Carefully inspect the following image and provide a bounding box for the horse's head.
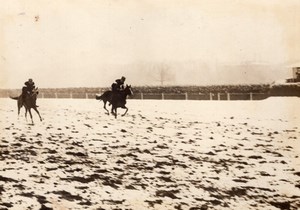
[124,85,133,96]
[31,87,39,99]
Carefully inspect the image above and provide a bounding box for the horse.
[95,90,113,115]
[10,87,42,124]
[111,85,133,118]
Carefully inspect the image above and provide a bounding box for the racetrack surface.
[0,98,300,210]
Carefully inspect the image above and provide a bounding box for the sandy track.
[0,98,300,210]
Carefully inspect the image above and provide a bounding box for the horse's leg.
[103,101,109,115]
[17,99,22,119]
[114,107,117,119]
[33,107,42,121]
[121,106,128,117]
[111,106,114,115]
[17,104,20,119]
[111,105,117,118]
[28,108,34,124]
[25,108,28,121]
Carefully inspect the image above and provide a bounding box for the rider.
[111,76,126,104]
[112,76,126,92]
[21,78,38,106]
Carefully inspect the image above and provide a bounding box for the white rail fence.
[0,91,269,100]
[133,92,268,100]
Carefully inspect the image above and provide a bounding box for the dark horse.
[96,85,133,118]
[10,87,42,124]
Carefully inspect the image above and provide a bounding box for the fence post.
[41,92,44,98]
[209,93,213,100]
[70,92,73,99]
[55,92,58,98]
[185,92,188,100]
[227,93,230,100]
[250,92,253,100]
[162,93,164,100]
[217,93,220,100]
[85,93,88,99]
[141,92,143,100]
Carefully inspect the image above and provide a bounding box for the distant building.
[286,66,300,83]
[293,67,300,80]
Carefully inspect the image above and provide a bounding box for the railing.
[0,91,270,100]
[129,92,269,100]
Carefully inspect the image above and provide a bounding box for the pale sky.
[1,0,300,88]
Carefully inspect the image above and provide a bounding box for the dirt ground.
[0,98,299,210]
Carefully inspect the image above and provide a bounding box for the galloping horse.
[10,87,42,124]
[96,85,133,118]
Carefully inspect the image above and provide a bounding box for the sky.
[1,0,300,88]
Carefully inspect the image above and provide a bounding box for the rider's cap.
[121,76,126,80]
[28,78,33,83]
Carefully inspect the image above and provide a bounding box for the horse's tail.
[96,91,112,101]
[10,96,19,100]
[95,94,103,100]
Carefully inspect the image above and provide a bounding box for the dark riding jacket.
[24,81,35,92]
[22,82,36,97]
[111,79,124,93]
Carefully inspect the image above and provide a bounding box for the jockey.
[111,76,126,104]
[21,78,38,106]
[111,76,126,93]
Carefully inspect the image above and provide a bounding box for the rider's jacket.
[24,81,35,93]
[111,79,124,93]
